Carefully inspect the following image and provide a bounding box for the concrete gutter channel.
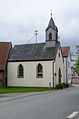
[0,91,54,102]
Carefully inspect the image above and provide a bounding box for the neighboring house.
[62,47,71,83]
[0,42,12,87]
[7,16,64,88]
[71,67,79,84]
[71,67,78,77]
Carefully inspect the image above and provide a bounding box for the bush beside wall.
[56,83,69,89]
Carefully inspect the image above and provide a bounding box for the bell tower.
[45,13,58,47]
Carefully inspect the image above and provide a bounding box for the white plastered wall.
[7,61,54,87]
[67,54,71,83]
[54,49,64,86]
[63,55,71,83]
[63,58,66,83]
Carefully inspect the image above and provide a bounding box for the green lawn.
[0,88,55,94]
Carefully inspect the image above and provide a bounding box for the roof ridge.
[62,46,70,48]
[14,42,46,47]
[0,42,11,43]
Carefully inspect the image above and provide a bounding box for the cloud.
[0,0,79,51]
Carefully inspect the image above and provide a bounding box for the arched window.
[18,64,24,78]
[37,63,43,78]
[49,33,52,40]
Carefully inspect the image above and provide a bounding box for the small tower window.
[49,33,52,40]
[36,63,43,78]
[18,64,24,78]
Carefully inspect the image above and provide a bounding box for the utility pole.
[35,30,39,43]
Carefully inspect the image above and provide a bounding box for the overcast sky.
[0,0,79,51]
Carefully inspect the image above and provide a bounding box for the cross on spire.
[51,9,52,17]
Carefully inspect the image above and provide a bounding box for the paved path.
[0,86,79,119]
[0,91,52,102]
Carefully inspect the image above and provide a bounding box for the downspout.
[53,61,55,88]
[6,63,8,88]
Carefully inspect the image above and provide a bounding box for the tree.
[74,58,79,75]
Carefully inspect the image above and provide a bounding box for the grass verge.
[0,88,56,94]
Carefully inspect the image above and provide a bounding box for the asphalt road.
[0,86,79,119]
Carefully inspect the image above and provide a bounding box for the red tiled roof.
[61,46,70,57]
[71,68,79,78]
[0,42,12,70]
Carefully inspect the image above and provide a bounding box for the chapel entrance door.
[59,68,61,83]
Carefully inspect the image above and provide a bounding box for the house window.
[49,33,52,40]
[37,63,43,78]
[18,64,24,78]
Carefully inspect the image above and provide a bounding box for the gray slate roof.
[48,17,56,29]
[8,43,58,61]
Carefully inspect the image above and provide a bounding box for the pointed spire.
[48,17,56,29]
[46,11,57,31]
[47,9,56,28]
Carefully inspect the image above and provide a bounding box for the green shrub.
[56,83,63,89]
[56,83,69,89]
[56,83,60,89]
[65,83,69,88]
[62,83,66,88]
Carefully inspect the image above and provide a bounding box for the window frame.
[17,64,24,78]
[36,63,43,78]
